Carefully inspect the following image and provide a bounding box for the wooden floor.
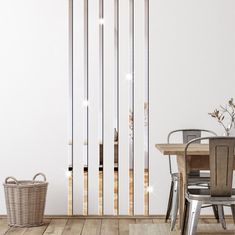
[0,218,235,235]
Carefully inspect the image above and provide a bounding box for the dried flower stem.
[209,98,235,136]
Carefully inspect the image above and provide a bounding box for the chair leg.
[165,180,174,222]
[181,199,189,235]
[218,205,226,229]
[185,200,202,235]
[212,205,219,223]
[170,179,179,231]
[231,205,235,224]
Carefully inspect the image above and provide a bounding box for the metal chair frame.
[165,129,217,230]
[181,137,235,235]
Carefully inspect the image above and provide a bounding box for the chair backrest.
[184,137,235,197]
[209,137,235,197]
[183,130,201,144]
[167,129,216,174]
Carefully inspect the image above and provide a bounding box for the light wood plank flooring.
[1,218,235,235]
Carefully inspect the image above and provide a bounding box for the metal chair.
[181,137,235,235]
[165,129,217,230]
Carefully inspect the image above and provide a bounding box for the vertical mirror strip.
[133,0,146,215]
[103,0,115,215]
[145,0,149,215]
[149,0,158,215]
[84,0,88,215]
[100,0,104,215]
[68,0,73,215]
[88,0,100,215]
[130,0,134,215]
[114,0,119,215]
[72,0,85,215]
[118,0,130,216]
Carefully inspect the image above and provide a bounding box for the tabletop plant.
[209,98,235,136]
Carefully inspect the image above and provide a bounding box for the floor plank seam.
[79,219,86,235]
[41,223,49,235]
[4,227,11,235]
[60,218,70,235]
[117,219,120,235]
[99,219,103,235]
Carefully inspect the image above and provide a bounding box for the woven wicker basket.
[3,173,48,227]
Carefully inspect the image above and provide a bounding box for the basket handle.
[5,177,19,185]
[33,173,47,182]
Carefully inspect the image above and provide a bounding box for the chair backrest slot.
[183,130,201,144]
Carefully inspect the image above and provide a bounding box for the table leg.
[177,155,186,230]
[178,173,184,229]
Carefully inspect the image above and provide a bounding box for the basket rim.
[3,180,48,187]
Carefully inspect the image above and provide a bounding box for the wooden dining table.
[155,143,235,229]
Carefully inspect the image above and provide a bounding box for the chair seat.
[187,188,235,203]
[172,172,210,184]
[188,172,210,185]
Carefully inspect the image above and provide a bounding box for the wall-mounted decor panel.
[71,0,149,216]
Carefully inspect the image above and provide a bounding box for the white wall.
[149,0,235,214]
[0,0,235,215]
[0,0,68,214]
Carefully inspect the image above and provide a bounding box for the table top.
[155,143,209,156]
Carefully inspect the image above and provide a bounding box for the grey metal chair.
[181,137,235,235]
[165,129,217,230]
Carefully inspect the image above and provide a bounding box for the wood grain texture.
[23,219,50,235]
[82,219,101,235]
[135,219,153,224]
[0,218,235,234]
[100,219,118,235]
[119,219,136,235]
[155,144,210,156]
[176,158,185,229]
[130,224,177,235]
[43,219,67,235]
[0,219,10,235]
[209,138,235,196]
[130,223,235,235]
[156,144,235,169]
[62,219,85,235]
[5,227,27,235]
